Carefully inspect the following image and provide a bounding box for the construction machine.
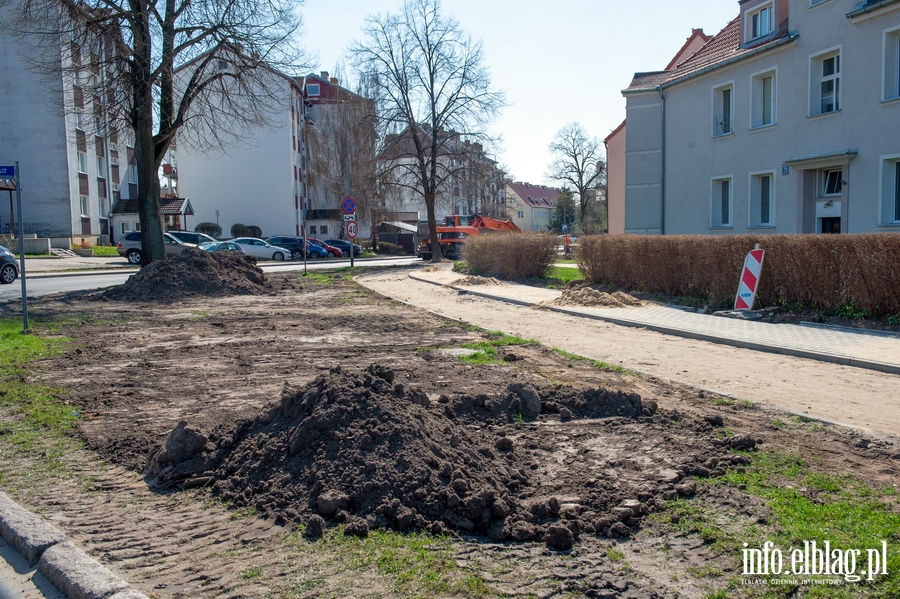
[416,214,521,261]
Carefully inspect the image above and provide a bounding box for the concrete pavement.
[409,271,900,376]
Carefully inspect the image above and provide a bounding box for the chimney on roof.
[320,71,329,79]
[330,77,339,85]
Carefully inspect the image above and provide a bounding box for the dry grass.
[578,234,900,314]
[463,232,557,281]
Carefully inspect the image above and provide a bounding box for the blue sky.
[301,0,739,185]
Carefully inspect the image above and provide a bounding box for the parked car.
[168,231,218,245]
[230,237,291,260]
[116,231,196,264]
[198,241,246,254]
[303,240,328,260]
[324,239,363,257]
[307,237,343,258]
[266,236,309,261]
[0,245,19,284]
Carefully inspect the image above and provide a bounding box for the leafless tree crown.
[547,122,607,227]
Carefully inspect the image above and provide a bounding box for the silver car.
[230,237,292,260]
[116,231,196,264]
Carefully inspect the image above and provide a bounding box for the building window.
[320,225,328,235]
[77,151,88,174]
[711,177,732,227]
[79,195,89,217]
[74,109,84,130]
[748,4,773,40]
[517,210,524,218]
[880,156,900,224]
[751,70,776,128]
[811,50,841,115]
[99,197,109,218]
[96,156,107,179]
[884,27,900,101]
[128,164,137,184]
[307,84,320,96]
[750,172,774,227]
[309,225,317,234]
[712,83,733,137]
[822,168,842,196]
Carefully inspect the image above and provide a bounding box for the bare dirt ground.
[1,258,899,598]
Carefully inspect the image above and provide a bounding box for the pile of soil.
[539,287,643,309]
[146,364,751,549]
[452,276,503,287]
[100,248,272,302]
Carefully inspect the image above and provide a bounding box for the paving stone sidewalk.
[410,271,900,375]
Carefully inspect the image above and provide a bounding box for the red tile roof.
[507,182,559,208]
[627,17,795,92]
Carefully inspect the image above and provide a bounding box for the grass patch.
[606,547,626,562]
[458,331,539,365]
[189,310,209,322]
[551,347,639,376]
[309,526,497,597]
[299,272,335,284]
[238,566,263,579]
[712,397,736,406]
[0,318,79,490]
[537,265,585,288]
[90,245,120,257]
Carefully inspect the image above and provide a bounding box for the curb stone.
[0,492,150,599]
[0,492,65,565]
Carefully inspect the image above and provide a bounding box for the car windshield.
[198,242,216,250]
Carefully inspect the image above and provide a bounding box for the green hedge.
[577,234,900,314]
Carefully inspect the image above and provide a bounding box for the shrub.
[375,241,403,255]
[230,223,252,238]
[247,225,262,238]
[195,222,222,239]
[464,232,557,280]
[578,234,900,315]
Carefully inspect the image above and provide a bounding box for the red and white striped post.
[734,244,765,310]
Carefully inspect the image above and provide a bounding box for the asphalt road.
[0,256,420,302]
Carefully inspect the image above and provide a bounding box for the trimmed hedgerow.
[577,234,900,315]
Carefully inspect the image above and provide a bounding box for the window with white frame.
[748,3,773,41]
[712,83,733,136]
[517,210,524,219]
[821,168,842,196]
[127,164,137,184]
[96,156,107,179]
[751,70,776,128]
[307,84,320,96]
[77,151,88,174]
[884,27,900,102]
[880,156,900,224]
[74,109,84,130]
[811,50,841,115]
[711,177,733,227]
[121,222,129,235]
[99,197,109,218]
[750,172,774,227]
[79,195,89,217]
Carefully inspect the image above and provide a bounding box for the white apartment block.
[621,0,900,235]
[0,8,133,244]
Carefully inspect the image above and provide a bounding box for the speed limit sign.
[346,220,358,239]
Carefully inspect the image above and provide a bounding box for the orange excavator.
[417,214,521,261]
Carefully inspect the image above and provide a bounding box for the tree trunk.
[425,192,441,262]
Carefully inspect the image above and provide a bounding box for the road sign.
[341,196,357,214]
[342,213,356,221]
[561,223,569,233]
[734,246,765,310]
[346,221,358,239]
[0,166,14,177]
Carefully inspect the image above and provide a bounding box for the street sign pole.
[13,162,27,331]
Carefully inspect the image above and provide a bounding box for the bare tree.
[547,123,606,230]
[4,0,307,263]
[350,0,504,262]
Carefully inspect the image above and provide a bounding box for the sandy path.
[357,267,900,438]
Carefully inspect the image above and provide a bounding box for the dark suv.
[168,231,217,245]
[266,236,328,260]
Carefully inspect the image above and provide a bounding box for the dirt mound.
[420,265,446,272]
[100,248,272,302]
[452,276,503,287]
[145,365,746,547]
[539,287,643,309]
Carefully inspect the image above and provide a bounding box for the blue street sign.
[561,223,569,233]
[341,196,357,214]
[0,166,15,177]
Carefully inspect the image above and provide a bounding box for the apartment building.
[620,0,900,235]
[0,9,133,244]
[177,72,375,240]
[505,182,560,232]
